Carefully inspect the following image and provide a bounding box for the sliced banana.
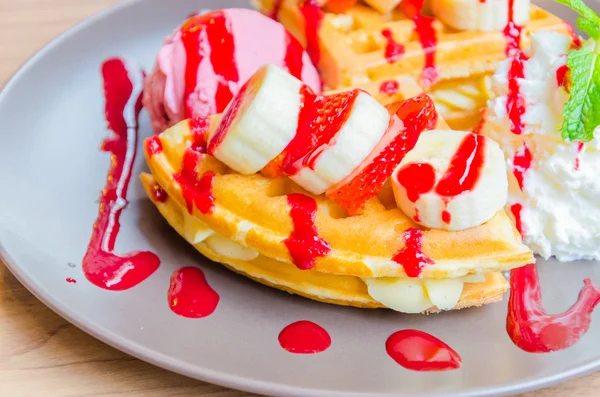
[290,91,390,194]
[205,234,260,261]
[363,0,403,14]
[392,130,508,231]
[431,0,530,32]
[183,211,215,244]
[207,64,303,174]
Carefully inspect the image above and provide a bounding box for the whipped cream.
[483,32,600,261]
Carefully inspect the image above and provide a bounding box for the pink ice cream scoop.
[143,8,322,134]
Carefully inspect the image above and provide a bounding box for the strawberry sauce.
[386,330,461,371]
[168,266,220,318]
[379,80,400,96]
[299,0,325,67]
[284,193,332,270]
[400,0,438,87]
[181,12,239,118]
[279,320,331,353]
[392,228,434,277]
[575,142,585,171]
[151,183,168,203]
[190,116,210,152]
[507,264,600,353]
[435,134,486,197]
[269,0,284,19]
[512,142,532,190]
[395,162,436,203]
[82,58,160,291]
[146,136,163,156]
[506,52,528,135]
[510,203,524,236]
[66,278,77,284]
[382,29,405,64]
[174,149,216,215]
[564,22,582,49]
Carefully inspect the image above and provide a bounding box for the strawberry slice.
[326,0,359,13]
[325,94,437,215]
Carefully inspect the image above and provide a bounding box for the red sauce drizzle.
[190,116,210,152]
[510,203,524,236]
[556,64,570,92]
[564,22,582,49]
[82,58,160,291]
[400,0,438,87]
[435,133,486,197]
[146,136,163,156]
[506,52,528,135]
[208,80,250,155]
[575,142,585,171]
[395,162,436,203]
[284,193,332,270]
[379,80,400,96]
[174,149,216,215]
[386,329,461,371]
[441,210,451,224]
[181,11,239,118]
[278,320,331,353]
[507,263,600,352]
[151,183,168,203]
[503,0,523,56]
[269,0,284,19]
[299,0,324,67]
[285,33,305,79]
[392,228,434,277]
[66,278,77,284]
[382,29,405,64]
[168,266,220,318]
[512,142,532,191]
[282,86,358,174]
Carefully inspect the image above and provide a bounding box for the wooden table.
[0,1,598,396]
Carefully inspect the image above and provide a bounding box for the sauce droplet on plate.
[168,266,220,318]
[279,320,331,353]
[386,329,461,371]
[82,58,160,291]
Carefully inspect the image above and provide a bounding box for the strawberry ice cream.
[143,8,321,134]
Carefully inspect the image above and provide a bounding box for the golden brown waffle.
[140,172,509,312]
[143,75,533,281]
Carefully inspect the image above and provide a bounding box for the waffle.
[140,172,509,312]
[141,73,533,312]
[255,0,570,129]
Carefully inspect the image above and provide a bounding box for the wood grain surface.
[0,0,598,396]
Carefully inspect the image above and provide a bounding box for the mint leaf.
[561,40,600,142]
[578,15,600,39]
[556,0,600,28]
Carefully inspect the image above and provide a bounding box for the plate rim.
[0,0,599,396]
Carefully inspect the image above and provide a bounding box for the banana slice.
[431,0,530,32]
[205,234,260,261]
[392,130,508,231]
[183,211,215,244]
[207,64,303,174]
[290,91,390,194]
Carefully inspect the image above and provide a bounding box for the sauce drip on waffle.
[150,183,168,203]
[510,203,524,235]
[392,228,434,277]
[175,150,216,215]
[279,320,332,353]
[386,329,461,371]
[168,266,220,318]
[507,264,600,352]
[82,58,160,291]
[299,0,325,67]
[382,29,405,64]
[284,194,332,270]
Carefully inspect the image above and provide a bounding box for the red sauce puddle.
[382,29,405,64]
[379,80,400,96]
[507,264,600,352]
[400,0,438,87]
[392,228,433,277]
[181,11,239,118]
[168,266,220,318]
[284,193,332,270]
[299,0,325,67]
[512,142,532,190]
[279,320,331,353]
[386,329,461,371]
[82,58,160,291]
[66,278,77,284]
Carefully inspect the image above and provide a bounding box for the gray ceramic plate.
[1,0,599,396]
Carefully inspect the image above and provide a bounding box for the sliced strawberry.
[325,94,437,215]
[326,0,359,13]
[261,86,359,178]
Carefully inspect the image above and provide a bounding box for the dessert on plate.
[142,61,533,314]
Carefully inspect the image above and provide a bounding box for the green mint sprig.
[556,0,600,142]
